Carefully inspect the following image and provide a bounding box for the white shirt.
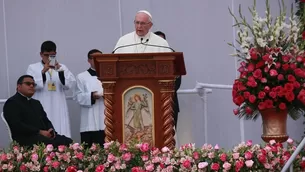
[73,69,105,132]
[113,31,173,53]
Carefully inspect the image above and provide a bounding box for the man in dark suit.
[3,75,73,148]
[154,31,181,129]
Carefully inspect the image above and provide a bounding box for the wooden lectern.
[93,52,186,149]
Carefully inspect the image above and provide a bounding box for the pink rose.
[107,153,116,163]
[198,162,208,169]
[119,144,128,151]
[161,146,170,153]
[261,77,267,83]
[122,152,131,161]
[269,69,278,76]
[46,144,53,152]
[0,154,7,161]
[72,143,80,150]
[76,152,84,160]
[269,140,276,145]
[58,145,66,152]
[222,162,232,171]
[31,153,38,162]
[233,153,239,159]
[141,155,149,161]
[193,152,199,160]
[52,161,60,169]
[208,152,215,159]
[145,164,154,171]
[103,142,112,149]
[245,151,253,160]
[245,160,254,167]
[140,143,150,152]
[287,138,293,144]
[246,140,252,146]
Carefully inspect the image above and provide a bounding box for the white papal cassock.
[26,62,76,137]
[113,31,173,53]
[73,69,105,132]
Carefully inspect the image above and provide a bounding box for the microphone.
[112,38,149,53]
[142,39,175,52]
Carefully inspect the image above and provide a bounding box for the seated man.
[3,75,73,148]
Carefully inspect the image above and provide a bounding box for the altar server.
[73,49,105,148]
[26,40,75,138]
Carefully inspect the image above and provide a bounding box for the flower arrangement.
[229,0,305,120]
[0,140,304,171]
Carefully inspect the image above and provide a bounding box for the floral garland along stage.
[230,0,305,120]
[1,139,305,172]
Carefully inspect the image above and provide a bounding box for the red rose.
[290,63,296,69]
[256,61,265,68]
[261,78,267,83]
[264,86,270,92]
[249,95,256,103]
[245,107,253,114]
[297,56,303,62]
[258,154,267,163]
[211,163,220,171]
[279,103,286,110]
[250,51,258,60]
[282,55,290,62]
[284,83,294,91]
[247,63,255,72]
[288,75,296,82]
[43,166,49,172]
[282,64,289,70]
[238,66,245,72]
[294,81,301,88]
[67,166,77,172]
[20,165,27,172]
[246,80,257,87]
[277,74,284,80]
[269,91,277,99]
[264,99,274,108]
[300,161,305,170]
[235,160,244,170]
[262,54,271,61]
[243,91,250,99]
[275,62,281,68]
[253,69,262,79]
[285,92,295,102]
[233,109,239,115]
[182,160,191,168]
[258,91,266,99]
[219,153,227,162]
[244,151,253,160]
[258,102,266,110]
[294,68,304,77]
[302,31,305,40]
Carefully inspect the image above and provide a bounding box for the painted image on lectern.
[123,87,154,145]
